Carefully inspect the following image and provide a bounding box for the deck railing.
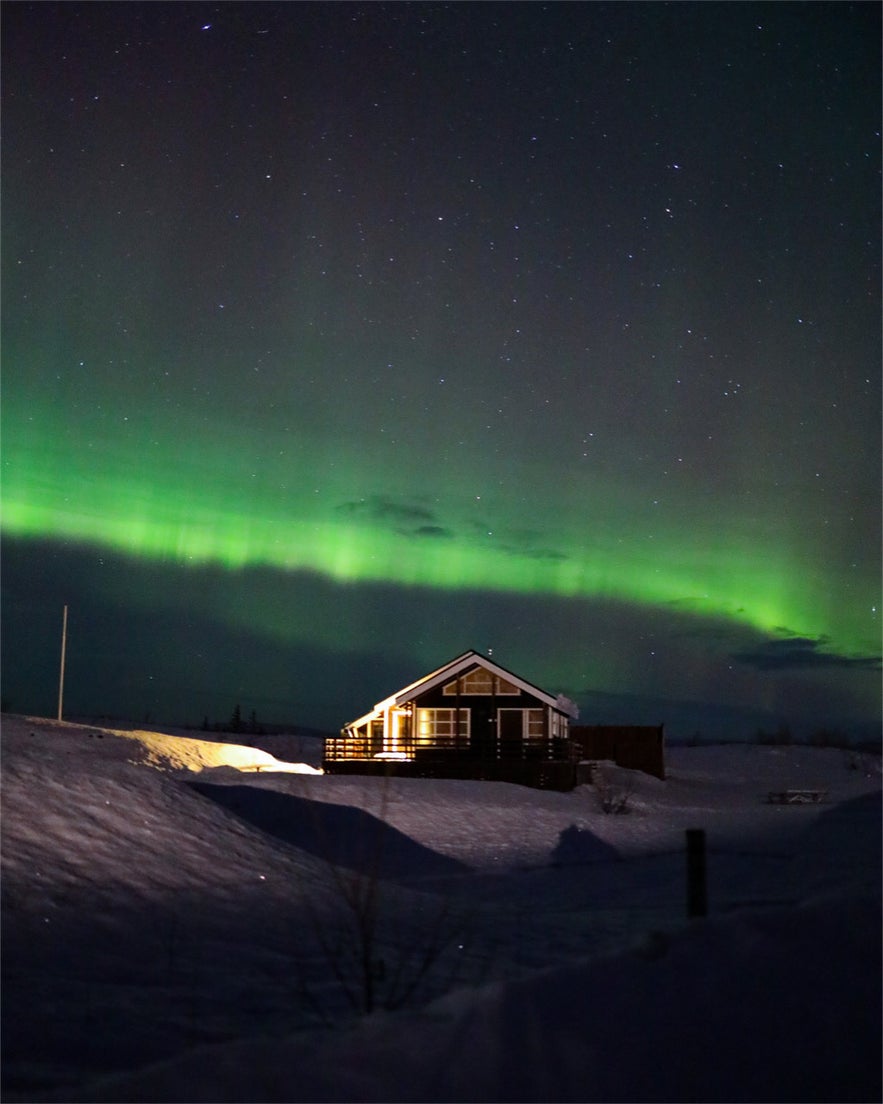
[324,733,377,760]
[324,733,571,763]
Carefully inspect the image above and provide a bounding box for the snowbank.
[49,891,883,1103]
[2,716,879,1103]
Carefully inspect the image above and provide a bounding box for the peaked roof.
[346,650,575,730]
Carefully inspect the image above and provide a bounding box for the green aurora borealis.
[1,397,875,653]
[2,2,880,735]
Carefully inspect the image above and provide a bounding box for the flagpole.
[57,605,68,721]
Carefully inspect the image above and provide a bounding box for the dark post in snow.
[57,604,68,722]
[685,828,707,918]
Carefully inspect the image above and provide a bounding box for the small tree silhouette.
[294,773,476,1021]
[230,703,242,733]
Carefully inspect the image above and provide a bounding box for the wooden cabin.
[325,650,580,790]
[570,724,666,780]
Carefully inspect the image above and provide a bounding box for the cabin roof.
[345,649,574,730]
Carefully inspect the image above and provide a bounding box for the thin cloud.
[336,495,437,526]
[475,523,568,562]
[413,525,453,540]
[519,546,568,562]
[733,636,881,672]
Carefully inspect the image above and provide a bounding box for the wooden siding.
[569,724,665,780]
[329,653,576,790]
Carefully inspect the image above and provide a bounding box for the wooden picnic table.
[767,789,828,804]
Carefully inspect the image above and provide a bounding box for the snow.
[2,715,880,1102]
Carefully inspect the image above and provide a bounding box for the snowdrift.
[2,715,880,1103]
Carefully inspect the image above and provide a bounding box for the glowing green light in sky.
[3,398,878,658]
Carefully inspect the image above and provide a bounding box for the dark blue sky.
[2,2,880,740]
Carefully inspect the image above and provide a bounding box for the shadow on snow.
[187,782,470,882]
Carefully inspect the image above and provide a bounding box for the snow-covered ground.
[2,715,880,1102]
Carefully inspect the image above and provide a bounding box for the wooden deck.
[322,753,578,791]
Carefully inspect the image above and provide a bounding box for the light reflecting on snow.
[1,715,880,1102]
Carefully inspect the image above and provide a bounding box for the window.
[443,669,519,695]
[416,708,470,749]
[526,709,545,742]
[499,709,545,741]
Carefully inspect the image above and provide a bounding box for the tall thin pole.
[57,604,68,721]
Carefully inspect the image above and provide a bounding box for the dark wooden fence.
[569,724,665,780]
[325,724,665,789]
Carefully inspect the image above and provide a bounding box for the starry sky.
[2,1,880,740]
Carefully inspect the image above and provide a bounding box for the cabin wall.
[325,655,576,788]
[411,685,556,760]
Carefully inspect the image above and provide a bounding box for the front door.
[498,709,524,759]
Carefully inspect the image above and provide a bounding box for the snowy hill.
[1,715,880,1102]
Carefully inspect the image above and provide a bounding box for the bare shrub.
[594,763,635,815]
[294,773,476,1021]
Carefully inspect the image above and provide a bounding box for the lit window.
[526,709,544,742]
[443,669,519,695]
[417,708,470,749]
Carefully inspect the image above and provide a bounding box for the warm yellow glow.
[123,729,323,773]
[443,670,519,695]
[416,708,470,748]
[23,717,323,774]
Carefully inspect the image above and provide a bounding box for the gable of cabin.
[326,651,575,778]
[408,661,569,760]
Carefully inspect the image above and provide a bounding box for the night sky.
[2,1,880,740]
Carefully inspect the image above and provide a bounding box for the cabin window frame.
[497,707,546,742]
[416,707,470,749]
[442,669,520,696]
